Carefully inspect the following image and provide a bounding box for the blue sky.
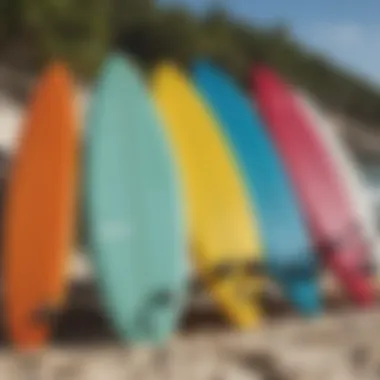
[157,0,380,85]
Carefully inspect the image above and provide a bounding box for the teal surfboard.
[84,53,187,344]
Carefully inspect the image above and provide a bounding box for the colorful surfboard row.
[3,52,378,349]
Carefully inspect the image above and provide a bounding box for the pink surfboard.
[252,66,374,306]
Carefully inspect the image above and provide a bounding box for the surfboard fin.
[244,260,265,276]
[211,262,236,279]
[210,259,264,280]
[152,290,176,307]
[281,261,316,280]
[317,222,361,255]
[317,224,375,277]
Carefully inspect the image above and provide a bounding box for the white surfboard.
[294,90,380,275]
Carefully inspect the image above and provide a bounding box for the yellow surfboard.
[151,63,263,328]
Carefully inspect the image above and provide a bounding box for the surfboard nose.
[285,280,321,316]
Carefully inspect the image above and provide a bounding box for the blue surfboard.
[84,53,187,343]
[192,61,320,314]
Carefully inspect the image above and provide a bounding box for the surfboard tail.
[327,251,375,306]
[285,280,321,316]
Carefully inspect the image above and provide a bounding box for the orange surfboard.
[3,63,78,349]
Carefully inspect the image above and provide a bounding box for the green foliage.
[0,0,379,126]
[18,0,110,77]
